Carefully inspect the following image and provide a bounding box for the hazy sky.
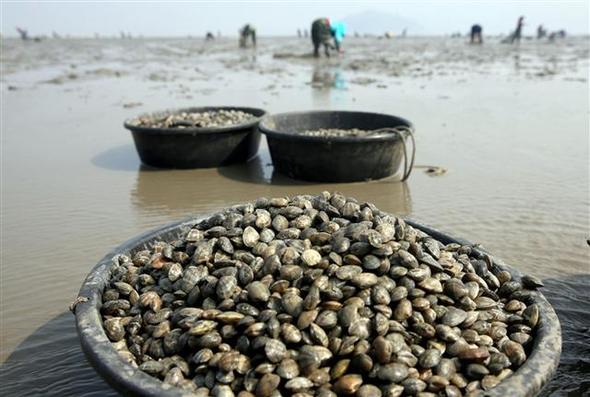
[2,1,589,37]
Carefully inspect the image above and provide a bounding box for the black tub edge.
[74,215,561,397]
[258,110,413,143]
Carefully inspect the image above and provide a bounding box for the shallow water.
[1,36,589,395]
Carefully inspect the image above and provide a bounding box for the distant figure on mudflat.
[239,24,256,48]
[470,24,483,44]
[311,18,345,57]
[297,29,302,38]
[548,30,567,41]
[205,32,215,41]
[510,16,525,43]
[537,25,546,39]
[16,27,29,40]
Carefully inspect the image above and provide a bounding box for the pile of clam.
[300,129,383,138]
[130,109,255,129]
[101,192,542,397]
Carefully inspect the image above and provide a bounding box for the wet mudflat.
[1,36,588,395]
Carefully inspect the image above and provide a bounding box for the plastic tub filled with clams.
[258,111,416,183]
[74,192,560,397]
[124,106,266,169]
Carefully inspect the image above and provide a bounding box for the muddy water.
[1,37,589,395]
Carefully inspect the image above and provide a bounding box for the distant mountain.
[341,10,423,35]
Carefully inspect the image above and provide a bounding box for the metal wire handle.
[374,126,416,181]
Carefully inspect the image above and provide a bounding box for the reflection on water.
[132,166,413,216]
[0,312,118,397]
[311,63,347,107]
[311,64,346,90]
[238,53,257,67]
[538,274,590,396]
[514,53,521,71]
[131,142,413,217]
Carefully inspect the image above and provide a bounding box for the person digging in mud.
[16,27,29,41]
[470,24,483,44]
[311,18,345,57]
[537,25,547,39]
[510,16,525,43]
[331,21,346,53]
[548,30,567,41]
[311,18,332,57]
[239,24,256,48]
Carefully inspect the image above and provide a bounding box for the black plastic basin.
[124,106,266,169]
[73,214,561,397]
[259,111,415,182]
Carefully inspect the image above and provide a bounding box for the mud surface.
[1,36,589,395]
